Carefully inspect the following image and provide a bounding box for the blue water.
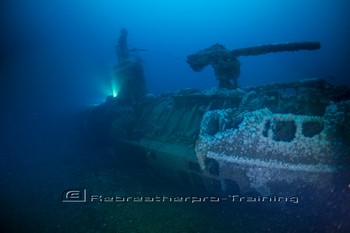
[1,0,350,232]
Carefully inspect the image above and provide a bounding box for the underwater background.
[1,0,350,232]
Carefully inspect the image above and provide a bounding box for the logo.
[62,189,87,202]
[61,189,299,204]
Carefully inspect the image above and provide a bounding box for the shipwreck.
[84,33,350,203]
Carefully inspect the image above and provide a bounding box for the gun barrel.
[230,41,321,57]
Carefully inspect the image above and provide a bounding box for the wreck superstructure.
[87,78,350,200]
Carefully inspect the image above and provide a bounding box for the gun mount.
[187,42,321,89]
